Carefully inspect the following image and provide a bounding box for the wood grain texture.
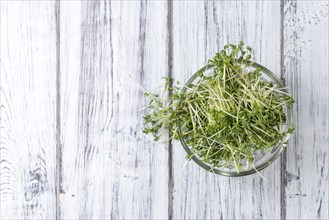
[59,1,168,219]
[0,2,57,219]
[283,1,329,219]
[171,1,283,219]
[0,0,328,219]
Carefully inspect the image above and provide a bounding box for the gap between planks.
[167,0,174,219]
[55,0,62,219]
[280,0,287,220]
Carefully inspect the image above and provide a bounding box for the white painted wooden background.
[0,0,328,219]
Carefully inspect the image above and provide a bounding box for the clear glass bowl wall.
[178,62,293,177]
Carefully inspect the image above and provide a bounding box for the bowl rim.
[178,61,293,177]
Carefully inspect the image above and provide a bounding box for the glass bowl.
[178,62,293,177]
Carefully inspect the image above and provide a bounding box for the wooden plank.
[283,1,329,219]
[171,1,282,219]
[59,1,168,218]
[0,2,57,219]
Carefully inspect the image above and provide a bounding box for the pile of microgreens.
[142,42,294,173]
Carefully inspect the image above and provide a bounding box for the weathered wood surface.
[59,1,168,219]
[283,1,329,219]
[0,0,328,219]
[0,2,57,219]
